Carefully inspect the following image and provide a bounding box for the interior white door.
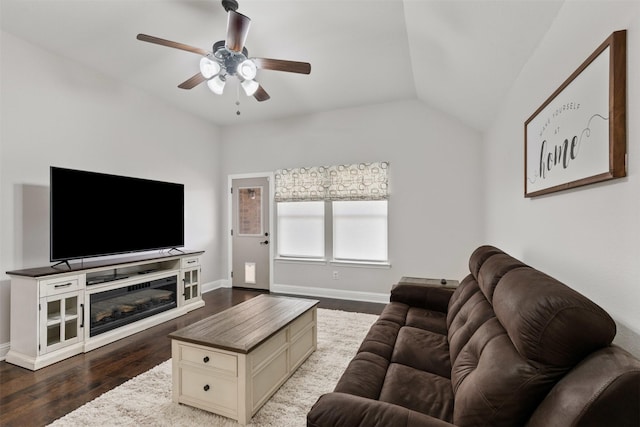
[231,177,270,290]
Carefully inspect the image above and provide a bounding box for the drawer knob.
[203,356,210,363]
[204,384,210,392]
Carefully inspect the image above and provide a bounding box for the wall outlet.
[332,271,339,280]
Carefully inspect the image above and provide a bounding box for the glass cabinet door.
[41,292,82,353]
[182,268,200,303]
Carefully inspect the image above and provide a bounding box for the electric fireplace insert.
[89,275,177,337]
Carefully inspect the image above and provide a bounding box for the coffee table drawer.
[179,367,238,413]
[179,344,237,376]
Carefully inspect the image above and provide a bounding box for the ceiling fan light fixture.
[237,59,257,80]
[241,78,259,96]
[207,75,226,95]
[200,57,221,79]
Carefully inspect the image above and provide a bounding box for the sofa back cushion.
[451,317,558,426]
[477,253,526,302]
[468,245,505,277]
[447,276,495,363]
[493,267,616,367]
[447,248,525,366]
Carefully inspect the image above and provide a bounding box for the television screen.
[50,167,184,261]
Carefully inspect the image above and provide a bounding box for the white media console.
[6,250,204,370]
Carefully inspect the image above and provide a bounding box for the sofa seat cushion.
[380,363,454,422]
[308,393,458,427]
[392,326,450,378]
[357,319,402,361]
[334,351,390,399]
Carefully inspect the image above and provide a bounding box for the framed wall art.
[524,30,626,198]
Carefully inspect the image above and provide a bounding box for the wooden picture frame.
[524,30,626,198]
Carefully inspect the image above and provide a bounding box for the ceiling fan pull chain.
[236,84,241,116]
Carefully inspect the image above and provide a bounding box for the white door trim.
[227,172,275,289]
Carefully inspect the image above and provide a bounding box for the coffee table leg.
[237,353,249,425]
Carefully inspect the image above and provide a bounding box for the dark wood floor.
[0,288,385,427]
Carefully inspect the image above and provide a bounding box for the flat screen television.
[50,167,184,262]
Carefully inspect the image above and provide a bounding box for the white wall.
[0,32,222,351]
[220,100,484,299]
[484,1,640,357]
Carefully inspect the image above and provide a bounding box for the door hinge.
[231,271,233,278]
[231,229,233,236]
[230,187,233,194]
[39,303,41,311]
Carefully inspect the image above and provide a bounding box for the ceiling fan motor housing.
[212,40,251,76]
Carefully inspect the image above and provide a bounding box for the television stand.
[6,250,205,370]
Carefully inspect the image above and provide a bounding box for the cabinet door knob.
[203,356,210,363]
[204,384,210,391]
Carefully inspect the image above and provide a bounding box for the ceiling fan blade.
[178,73,207,90]
[253,58,311,75]
[253,85,270,102]
[225,10,251,53]
[137,34,208,56]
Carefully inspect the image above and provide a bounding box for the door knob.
[260,240,269,245]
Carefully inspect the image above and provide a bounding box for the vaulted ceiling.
[0,0,564,131]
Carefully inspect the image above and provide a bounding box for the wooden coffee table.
[169,294,319,425]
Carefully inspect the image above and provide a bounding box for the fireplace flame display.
[89,276,177,337]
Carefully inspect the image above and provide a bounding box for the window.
[276,201,324,258]
[333,200,388,262]
[276,200,388,263]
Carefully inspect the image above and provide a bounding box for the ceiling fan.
[136,0,311,102]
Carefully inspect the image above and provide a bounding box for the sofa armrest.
[307,393,456,427]
[390,283,455,313]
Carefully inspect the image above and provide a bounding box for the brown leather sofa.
[307,245,640,427]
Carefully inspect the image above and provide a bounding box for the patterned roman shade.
[275,161,389,202]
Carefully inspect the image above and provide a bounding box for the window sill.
[330,259,391,269]
[275,257,327,265]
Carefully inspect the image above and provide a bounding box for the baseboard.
[271,283,390,304]
[202,280,389,304]
[202,279,230,294]
[0,341,10,361]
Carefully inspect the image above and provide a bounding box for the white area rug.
[49,308,378,427]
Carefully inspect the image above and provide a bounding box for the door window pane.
[238,187,262,235]
[277,201,324,258]
[333,200,388,262]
